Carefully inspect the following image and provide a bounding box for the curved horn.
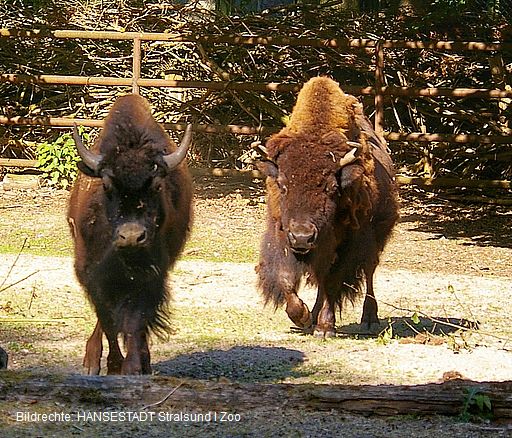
[250,140,270,159]
[338,147,359,168]
[72,124,102,174]
[163,124,192,170]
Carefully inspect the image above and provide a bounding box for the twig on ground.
[0,271,40,294]
[141,381,185,411]
[0,237,28,292]
[0,317,81,324]
[380,300,511,347]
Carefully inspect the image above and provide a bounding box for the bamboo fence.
[0,28,511,190]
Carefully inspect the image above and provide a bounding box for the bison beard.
[68,94,193,374]
[256,77,399,338]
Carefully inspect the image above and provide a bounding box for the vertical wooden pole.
[374,41,385,138]
[132,37,141,95]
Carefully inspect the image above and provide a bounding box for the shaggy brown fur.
[257,77,399,337]
[68,94,193,374]
[286,76,359,137]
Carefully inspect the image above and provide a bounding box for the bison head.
[73,124,192,251]
[257,130,372,256]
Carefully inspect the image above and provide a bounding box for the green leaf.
[411,312,420,325]
[483,396,492,411]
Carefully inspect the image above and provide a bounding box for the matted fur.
[257,77,399,332]
[286,76,360,138]
[68,94,193,373]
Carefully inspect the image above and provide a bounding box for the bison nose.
[287,220,318,254]
[115,223,147,249]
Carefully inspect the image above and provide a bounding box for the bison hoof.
[313,325,336,339]
[360,314,381,333]
[106,361,123,375]
[83,356,101,375]
[286,304,312,329]
[86,365,101,375]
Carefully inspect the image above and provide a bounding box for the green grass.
[0,220,259,263]
[182,227,259,263]
[0,228,73,257]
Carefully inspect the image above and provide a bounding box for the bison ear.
[255,160,278,179]
[339,164,364,189]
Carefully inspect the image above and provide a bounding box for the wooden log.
[308,381,512,419]
[0,371,511,419]
[1,173,40,189]
[0,158,39,168]
[396,176,511,189]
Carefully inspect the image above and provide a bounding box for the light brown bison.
[256,77,399,338]
[68,94,193,374]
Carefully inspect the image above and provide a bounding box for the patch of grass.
[459,387,493,422]
[0,224,72,257]
[184,227,259,263]
[6,341,34,353]
[0,221,258,263]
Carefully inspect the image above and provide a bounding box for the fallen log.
[0,371,511,419]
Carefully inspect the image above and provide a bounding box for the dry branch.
[1,1,511,189]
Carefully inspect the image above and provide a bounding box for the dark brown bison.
[256,77,399,338]
[68,94,193,374]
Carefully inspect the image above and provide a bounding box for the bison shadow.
[154,346,307,382]
[336,316,479,340]
[398,189,512,249]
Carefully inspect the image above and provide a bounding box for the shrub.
[36,129,86,189]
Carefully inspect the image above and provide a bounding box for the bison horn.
[163,124,192,170]
[338,147,359,168]
[251,140,270,159]
[72,124,102,174]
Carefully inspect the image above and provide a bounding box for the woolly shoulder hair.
[285,77,359,136]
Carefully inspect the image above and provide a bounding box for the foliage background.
[0,0,511,192]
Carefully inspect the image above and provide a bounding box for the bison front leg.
[263,273,311,329]
[121,313,150,375]
[101,324,124,375]
[140,332,151,375]
[83,319,103,375]
[312,286,336,339]
[285,290,312,329]
[257,242,311,329]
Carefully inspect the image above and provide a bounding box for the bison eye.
[277,176,288,195]
[151,176,164,191]
[102,174,113,193]
[325,177,338,194]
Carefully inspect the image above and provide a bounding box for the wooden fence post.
[374,41,385,138]
[132,37,141,95]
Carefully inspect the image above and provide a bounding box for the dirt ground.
[0,173,511,437]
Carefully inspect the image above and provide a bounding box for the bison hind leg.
[83,320,103,375]
[360,264,380,332]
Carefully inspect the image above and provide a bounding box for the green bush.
[36,129,87,189]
